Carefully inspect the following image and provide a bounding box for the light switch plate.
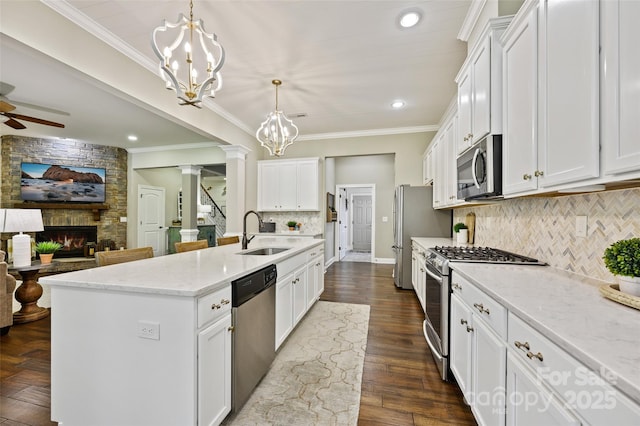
[382,216,388,222]
[576,216,587,238]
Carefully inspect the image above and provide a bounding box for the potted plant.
[35,241,62,264]
[287,221,298,231]
[603,238,640,297]
[453,222,468,244]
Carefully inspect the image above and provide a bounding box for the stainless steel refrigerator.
[393,185,451,289]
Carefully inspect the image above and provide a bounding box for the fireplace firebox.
[36,226,98,258]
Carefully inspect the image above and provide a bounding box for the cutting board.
[465,212,476,244]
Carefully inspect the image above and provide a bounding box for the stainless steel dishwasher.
[231,263,277,412]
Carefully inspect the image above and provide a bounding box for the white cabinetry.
[602,0,640,176]
[422,148,434,185]
[258,158,319,211]
[411,243,426,312]
[431,102,462,209]
[450,273,506,425]
[502,0,599,195]
[456,17,511,154]
[275,245,324,350]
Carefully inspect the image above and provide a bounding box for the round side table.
[9,262,53,323]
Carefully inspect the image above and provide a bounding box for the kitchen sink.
[238,247,290,256]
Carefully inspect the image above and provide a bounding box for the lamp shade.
[3,209,44,233]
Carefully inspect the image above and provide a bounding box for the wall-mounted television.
[20,162,106,203]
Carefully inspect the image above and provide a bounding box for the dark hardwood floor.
[322,262,475,426]
[0,261,475,426]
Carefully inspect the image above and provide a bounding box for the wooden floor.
[0,261,475,426]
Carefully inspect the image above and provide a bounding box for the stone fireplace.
[36,226,98,258]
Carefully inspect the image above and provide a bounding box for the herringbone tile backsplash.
[454,188,640,282]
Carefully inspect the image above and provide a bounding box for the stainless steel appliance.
[231,264,277,411]
[392,185,451,289]
[457,135,502,200]
[423,246,545,381]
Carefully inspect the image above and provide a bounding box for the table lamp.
[2,209,44,267]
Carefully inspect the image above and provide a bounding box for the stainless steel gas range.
[422,246,546,381]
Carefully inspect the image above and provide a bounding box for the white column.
[219,145,251,235]
[177,165,202,242]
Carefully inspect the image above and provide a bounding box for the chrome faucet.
[242,210,263,249]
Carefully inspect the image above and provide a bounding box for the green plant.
[35,241,62,254]
[453,222,468,233]
[603,238,640,277]
[287,221,298,228]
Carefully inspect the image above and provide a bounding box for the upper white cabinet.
[257,158,320,211]
[601,0,640,176]
[456,17,511,155]
[502,0,600,196]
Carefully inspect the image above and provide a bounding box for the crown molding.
[126,142,220,154]
[458,0,487,42]
[298,125,439,141]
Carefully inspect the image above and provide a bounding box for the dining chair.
[175,240,209,253]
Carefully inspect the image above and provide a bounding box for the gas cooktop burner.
[433,246,545,265]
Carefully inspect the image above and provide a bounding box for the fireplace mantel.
[14,203,109,221]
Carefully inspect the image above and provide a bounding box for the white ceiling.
[1,0,471,151]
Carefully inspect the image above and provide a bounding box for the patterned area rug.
[226,301,370,425]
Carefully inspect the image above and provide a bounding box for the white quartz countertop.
[410,237,639,405]
[40,237,323,297]
[451,262,640,406]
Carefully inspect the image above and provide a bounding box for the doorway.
[335,184,375,263]
[137,185,166,256]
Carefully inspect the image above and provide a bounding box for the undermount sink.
[238,247,290,256]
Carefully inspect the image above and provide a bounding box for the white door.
[352,195,372,252]
[138,185,166,256]
[338,188,348,261]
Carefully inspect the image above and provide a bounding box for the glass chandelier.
[151,0,225,107]
[256,80,299,157]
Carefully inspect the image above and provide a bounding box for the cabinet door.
[450,294,473,402]
[472,37,492,144]
[296,160,319,210]
[315,255,324,299]
[458,69,473,153]
[306,259,317,309]
[444,116,459,205]
[275,274,294,349]
[258,162,281,211]
[602,0,640,175]
[502,6,539,195]
[537,0,599,187]
[506,352,580,426]
[198,314,232,426]
[278,162,298,210]
[292,267,307,325]
[473,319,506,426]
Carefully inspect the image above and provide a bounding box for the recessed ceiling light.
[127,135,138,142]
[399,10,421,28]
[391,100,405,109]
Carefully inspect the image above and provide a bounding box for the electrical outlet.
[576,216,587,238]
[120,216,127,223]
[137,320,160,340]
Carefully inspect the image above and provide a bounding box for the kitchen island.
[40,236,324,426]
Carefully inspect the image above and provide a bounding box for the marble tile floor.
[341,250,372,263]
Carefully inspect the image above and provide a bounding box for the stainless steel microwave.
[456,135,502,200]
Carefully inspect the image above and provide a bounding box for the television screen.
[20,162,106,203]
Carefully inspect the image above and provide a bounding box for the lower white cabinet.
[450,293,474,402]
[275,272,294,349]
[198,313,232,426]
[292,266,307,325]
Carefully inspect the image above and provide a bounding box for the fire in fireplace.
[36,226,98,258]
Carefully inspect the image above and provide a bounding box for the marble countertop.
[252,231,322,237]
[452,263,640,406]
[40,237,323,297]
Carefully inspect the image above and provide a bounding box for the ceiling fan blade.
[3,112,65,128]
[0,100,16,113]
[3,117,27,129]
[0,97,70,116]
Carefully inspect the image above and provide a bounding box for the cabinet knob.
[526,351,544,362]
[523,174,532,180]
[228,326,235,332]
[534,170,544,177]
[466,326,474,333]
[514,340,530,351]
[316,263,321,266]
[463,136,468,142]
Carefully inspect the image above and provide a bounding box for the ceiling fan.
[0,82,67,130]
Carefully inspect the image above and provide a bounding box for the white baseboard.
[374,257,394,264]
[324,257,336,270]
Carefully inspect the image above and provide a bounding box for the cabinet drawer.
[451,273,507,339]
[306,247,324,262]
[197,285,232,328]
[508,312,640,424]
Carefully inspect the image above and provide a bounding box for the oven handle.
[424,266,444,284]
[471,148,481,189]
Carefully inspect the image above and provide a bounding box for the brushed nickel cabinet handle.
[211,303,221,310]
[466,326,474,333]
[228,326,235,332]
[460,319,468,325]
[523,174,532,180]
[452,283,462,290]
[473,303,490,315]
[221,299,230,305]
[514,341,530,351]
[526,351,544,362]
[534,170,544,177]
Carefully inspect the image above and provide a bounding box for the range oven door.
[423,262,450,381]
[457,135,502,200]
